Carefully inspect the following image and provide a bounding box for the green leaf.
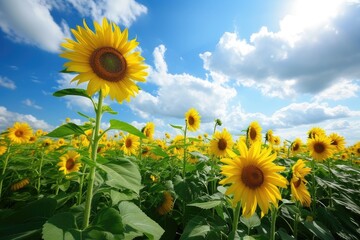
[150,145,168,158]
[77,112,95,122]
[102,105,117,115]
[109,120,146,138]
[240,213,261,229]
[53,88,91,99]
[170,124,183,130]
[180,216,210,239]
[119,201,164,240]
[46,123,85,138]
[92,208,124,234]
[187,201,221,209]
[303,221,335,240]
[97,158,142,194]
[60,68,77,74]
[42,212,80,240]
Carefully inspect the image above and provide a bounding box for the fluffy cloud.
[0,0,70,53]
[0,106,53,131]
[129,45,237,122]
[0,76,16,90]
[200,1,360,99]
[22,99,42,110]
[66,0,147,27]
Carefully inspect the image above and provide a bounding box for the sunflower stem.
[182,122,188,180]
[294,201,300,239]
[326,159,334,208]
[36,151,45,194]
[310,159,317,217]
[82,90,103,229]
[77,165,87,205]
[0,146,11,199]
[229,202,241,240]
[270,204,278,240]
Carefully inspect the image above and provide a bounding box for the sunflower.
[353,142,360,157]
[291,159,311,207]
[157,191,174,215]
[60,18,148,103]
[291,138,303,154]
[220,142,287,217]
[121,134,140,155]
[7,122,33,144]
[171,135,185,156]
[0,144,7,156]
[209,128,234,157]
[247,121,262,145]
[328,133,346,152]
[142,122,155,140]
[185,108,201,132]
[307,135,335,161]
[11,178,30,191]
[307,127,326,139]
[58,151,82,175]
[265,129,274,145]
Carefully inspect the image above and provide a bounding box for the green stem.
[294,202,300,240]
[82,90,104,229]
[77,165,87,205]
[37,151,45,193]
[270,205,278,240]
[182,122,188,180]
[310,159,317,217]
[326,160,333,208]
[229,202,241,240]
[0,148,11,199]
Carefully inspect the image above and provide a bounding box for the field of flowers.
[1,18,360,240]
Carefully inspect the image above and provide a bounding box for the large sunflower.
[291,138,303,155]
[121,134,140,156]
[185,108,201,132]
[58,151,82,175]
[307,127,326,139]
[220,142,287,217]
[291,159,311,207]
[7,122,33,144]
[60,18,148,103]
[247,121,262,145]
[307,135,335,161]
[209,128,234,157]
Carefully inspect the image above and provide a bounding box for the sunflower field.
[1,19,360,240]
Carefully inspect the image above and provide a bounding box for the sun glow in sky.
[0,0,359,145]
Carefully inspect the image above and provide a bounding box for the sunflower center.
[292,143,299,151]
[90,47,127,82]
[249,128,257,140]
[314,143,325,153]
[218,138,227,150]
[126,138,132,148]
[15,130,24,137]
[331,140,338,146]
[241,165,264,189]
[188,116,195,126]
[293,178,302,188]
[66,158,75,170]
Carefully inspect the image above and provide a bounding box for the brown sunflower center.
[357,148,360,154]
[90,47,127,82]
[218,138,227,150]
[249,127,257,140]
[314,143,325,153]
[188,116,195,126]
[66,158,75,170]
[15,130,24,137]
[293,177,302,188]
[241,165,264,189]
[292,143,299,151]
[125,138,132,148]
[331,140,338,146]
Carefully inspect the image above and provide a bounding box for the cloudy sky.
[0,0,359,145]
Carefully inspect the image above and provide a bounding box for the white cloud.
[22,99,42,110]
[0,0,70,53]
[0,106,53,131]
[67,0,147,27]
[130,45,237,122]
[313,79,360,101]
[201,1,360,99]
[0,76,16,90]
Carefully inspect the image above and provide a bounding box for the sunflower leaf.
[119,201,165,240]
[109,119,146,138]
[170,124,183,131]
[102,105,118,115]
[46,123,85,138]
[53,88,91,100]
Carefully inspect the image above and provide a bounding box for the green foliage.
[46,123,85,137]
[109,119,146,138]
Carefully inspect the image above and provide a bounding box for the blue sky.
[0,0,359,145]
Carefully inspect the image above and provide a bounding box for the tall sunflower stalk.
[60,18,148,229]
